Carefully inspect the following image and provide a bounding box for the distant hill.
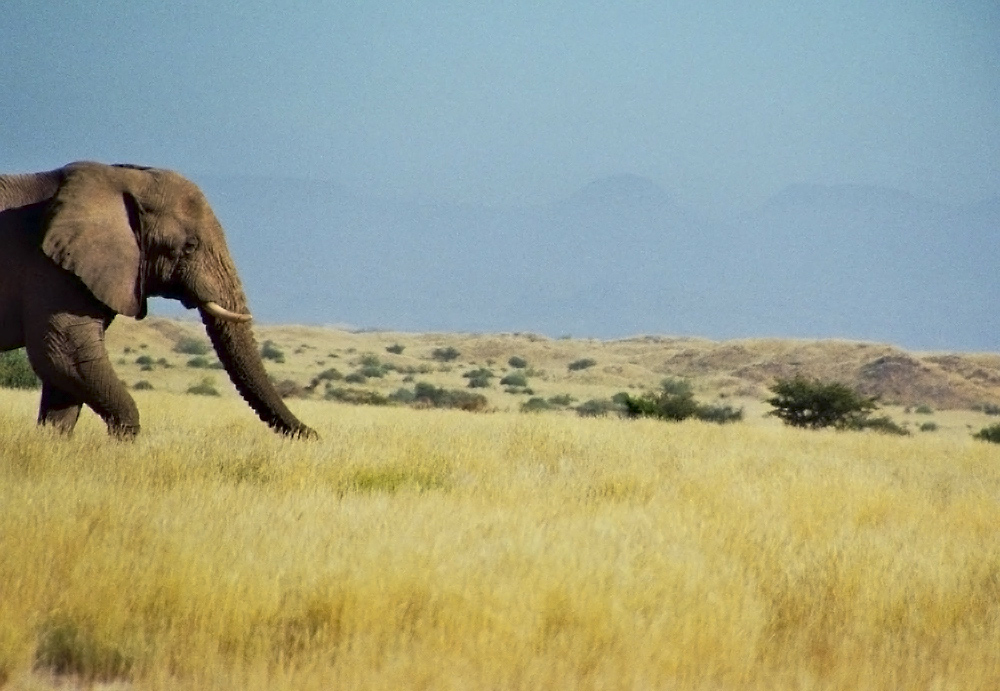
[190,174,998,352]
[109,318,1000,414]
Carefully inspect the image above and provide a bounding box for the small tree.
[766,377,879,430]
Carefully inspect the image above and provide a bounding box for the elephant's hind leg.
[37,383,83,433]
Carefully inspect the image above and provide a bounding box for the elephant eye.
[181,238,199,256]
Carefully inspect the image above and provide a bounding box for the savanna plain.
[1,319,999,690]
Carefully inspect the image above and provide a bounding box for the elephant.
[0,161,316,439]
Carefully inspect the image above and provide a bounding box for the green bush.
[132,380,154,391]
[431,347,461,362]
[464,367,494,388]
[508,356,528,369]
[520,397,554,413]
[919,422,938,432]
[135,354,155,367]
[411,382,489,412]
[260,340,285,363]
[766,376,903,433]
[499,371,528,387]
[186,377,220,396]
[621,378,743,425]
[973,423,1000,444]
[186,356,212,369]
[567,358,597,371]
[914,404,934,415]
[0,349,40,390]
[547,393,575,407]
[173,337,210,356]
[386,344,405,355]
[576,398,622,417]
[325,387,393,406]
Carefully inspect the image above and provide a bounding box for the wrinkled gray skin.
[0,162,316,439]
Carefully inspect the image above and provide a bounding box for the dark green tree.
[766,377,880,430]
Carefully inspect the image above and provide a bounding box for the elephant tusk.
[201,301,253,323]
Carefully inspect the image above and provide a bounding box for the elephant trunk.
[200,311,317,439]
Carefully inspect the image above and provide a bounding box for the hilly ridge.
[108,318,1000,416]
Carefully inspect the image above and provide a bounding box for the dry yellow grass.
[1,382,999,689]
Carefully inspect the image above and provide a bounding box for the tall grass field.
[1,385,999,689]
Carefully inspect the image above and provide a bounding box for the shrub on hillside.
[464,367,494,388]
[173,337,210,356]
[431,347,461,362]
[621,378,743,424]
[520,397,554,413]
[766,376,904,433]
[260,340,285,363]
[186,377,220,397]
[0,349,40,389]
[411,382,489,412]
[508,356,528,369]
[499,371,528,388]
[132,380,154,391]
[576,398,623,417]
[273,379,307,399]
[386,344,405,355]
[325,387,393,406]
[567,358,597,371]
[973,423,1000,444]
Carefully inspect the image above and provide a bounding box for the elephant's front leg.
[28,315,140,438]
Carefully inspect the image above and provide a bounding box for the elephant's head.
[41,161,316,438]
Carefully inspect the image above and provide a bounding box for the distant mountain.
[178,174,997,352]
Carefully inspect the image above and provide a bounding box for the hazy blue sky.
[3,2,999,212]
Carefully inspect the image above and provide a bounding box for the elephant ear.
[42,164,146,318]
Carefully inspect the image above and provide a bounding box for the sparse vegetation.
[508,356,528,369]
[132,380,154,391]
[567,357,597,371]
[386,343,405,355]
